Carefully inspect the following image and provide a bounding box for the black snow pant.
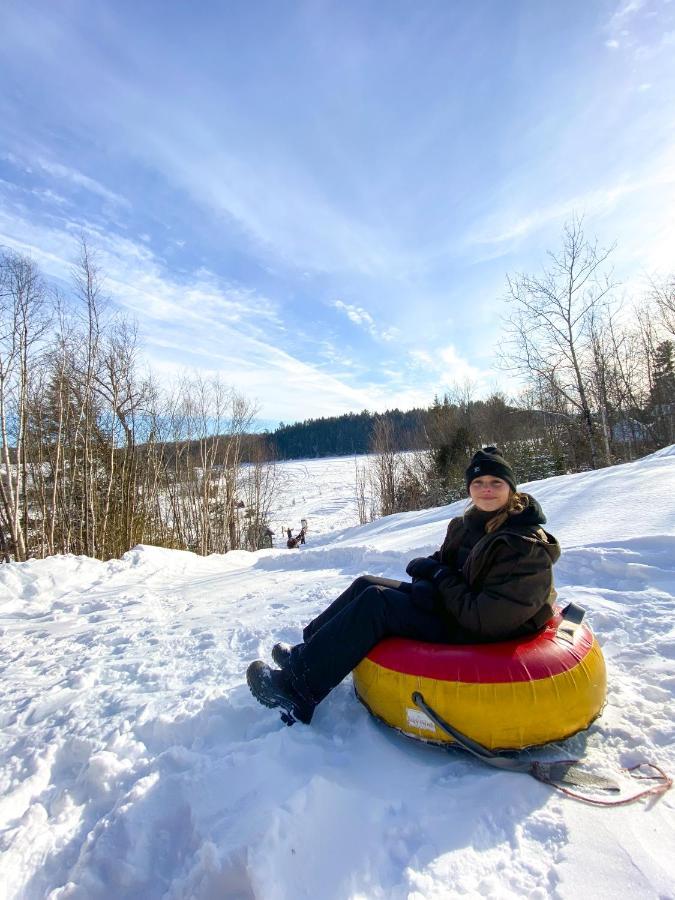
[287,575,451,706]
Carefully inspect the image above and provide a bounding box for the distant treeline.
[266,400,550,461]
[269,409,427,459]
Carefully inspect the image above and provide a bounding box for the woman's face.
[469,476,511,512]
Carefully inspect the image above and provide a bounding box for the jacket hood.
[498,494,560,564]
[509,493,546,527]
[461,494,560,564]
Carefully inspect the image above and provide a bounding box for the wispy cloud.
[0,195,378,421]
[35,158,128,207]
[409,345,483,384]
[138,126,407,278]
[0,185,498,419]
[316,339,361,371]
[438,345,482,383]
[31,187,70,206]
[464,149,675,252]
[333,300,376,331]
[332,300,399,342]
[0,6,446,281]
[2,1,675,421]
[4,151,128,207]
[606,0,647,43]
[604,0,675,57]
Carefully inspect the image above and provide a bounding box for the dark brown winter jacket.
[429,496,560,642]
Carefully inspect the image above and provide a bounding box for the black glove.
[410,579,437,612]
[406,557,452,585]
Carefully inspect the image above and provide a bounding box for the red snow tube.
[352,609,607,750]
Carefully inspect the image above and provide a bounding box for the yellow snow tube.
[352,610,606,751]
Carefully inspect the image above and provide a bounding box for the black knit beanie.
[465,446,517,492]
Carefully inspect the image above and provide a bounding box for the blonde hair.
[467,490,528,533]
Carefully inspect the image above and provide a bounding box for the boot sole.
[246,662,309,725]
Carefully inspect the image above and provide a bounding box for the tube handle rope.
[412,692,671,806]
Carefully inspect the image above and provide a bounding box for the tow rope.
[412,691,672,807]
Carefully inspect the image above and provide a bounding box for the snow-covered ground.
[1,449,674,899]
[266,455,368,541]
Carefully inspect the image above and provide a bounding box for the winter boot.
[246,660,315,725]
[271,642,292,668]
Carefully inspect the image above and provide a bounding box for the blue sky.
[1,0,674,426]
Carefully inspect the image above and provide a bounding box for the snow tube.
[352,609,606,751]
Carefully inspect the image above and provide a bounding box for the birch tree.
[0,249,48,560]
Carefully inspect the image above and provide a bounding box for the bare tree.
[588,310,614,463]
[94,317,151,556]
[500,217,616,468]
[650,275,675,339]
[0,242,280,564]
[240,441,277,550]
[71,238,108,555]
[0,249,49,560]
[354,459,370,525]
[369,416,402,517]
[156,376,259,556]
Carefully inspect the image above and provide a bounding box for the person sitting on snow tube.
[247,446,561,725]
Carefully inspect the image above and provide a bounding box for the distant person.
[247,447,560,725]
[286,525,307,549]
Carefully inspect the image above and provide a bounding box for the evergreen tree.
[649,341,675,444]
[650,341,675,407]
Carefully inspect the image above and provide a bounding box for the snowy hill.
[1,451,674,899]
[267,455,368,540]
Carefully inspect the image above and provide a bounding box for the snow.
[1,450,674,899]
[268,456,367,539]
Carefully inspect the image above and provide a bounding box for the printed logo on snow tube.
[352,609,607,751]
